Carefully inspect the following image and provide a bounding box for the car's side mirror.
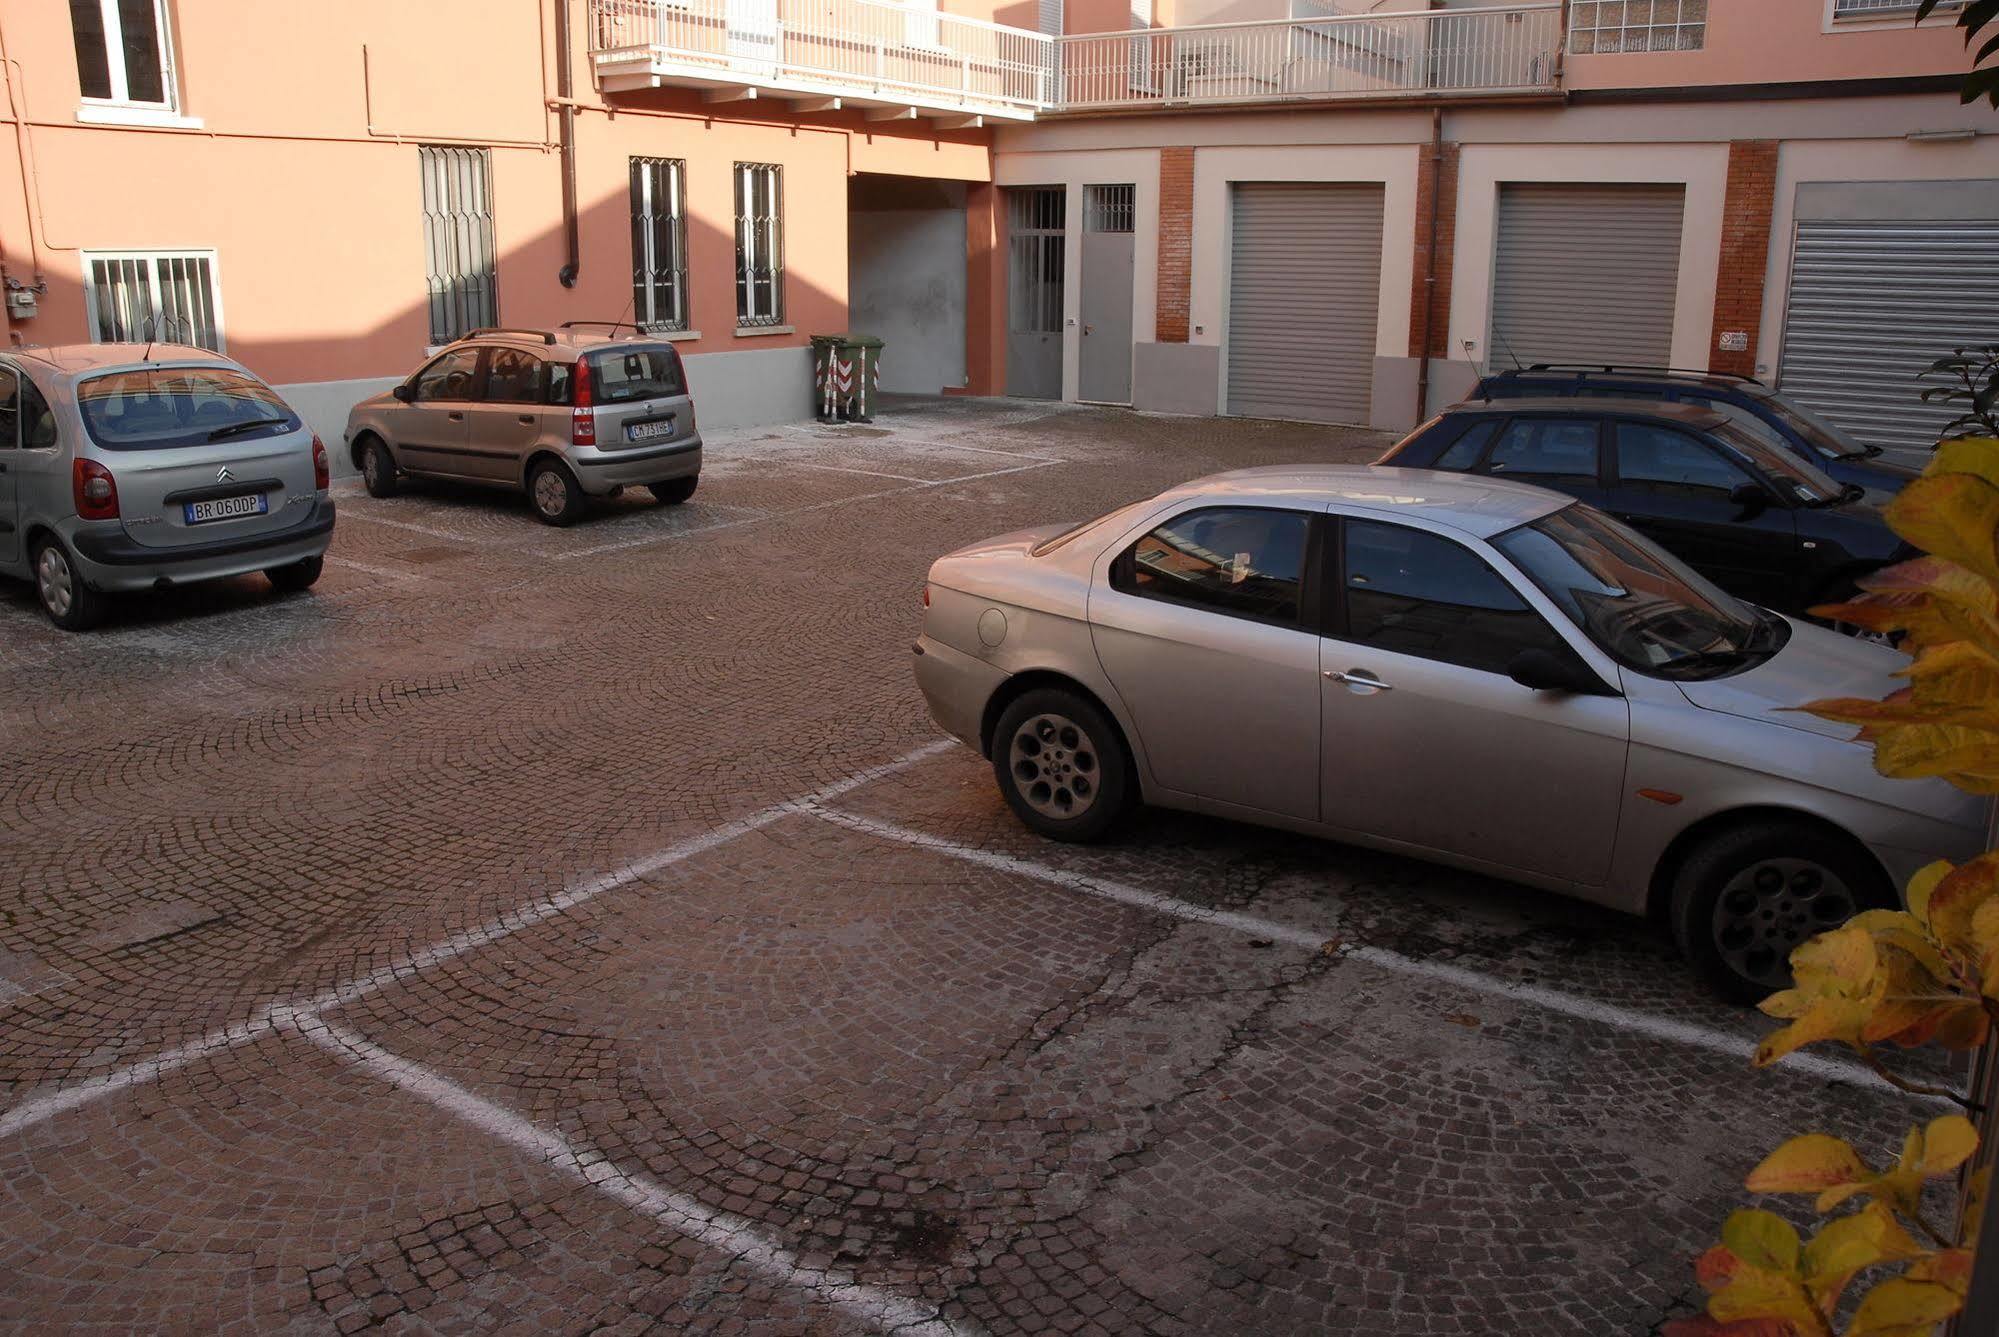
[1508,648,1616,697]
[1728,481,1769,515]
[392,383,415,403]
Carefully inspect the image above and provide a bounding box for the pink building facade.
[1,1,1991,462]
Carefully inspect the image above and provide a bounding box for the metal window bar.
[1005,186,1064,335]
[85,251,222,350]
[734,163,784,327]
[1567,0,1707,53]
[1084,184,1134,234]
[420,145,498,345]
[630,156,689,332]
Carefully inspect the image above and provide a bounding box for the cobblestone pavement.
[0,399,1961,1334]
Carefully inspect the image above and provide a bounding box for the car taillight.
[72,458,118,521]
[571,362,596,446]
[312,435,330,490]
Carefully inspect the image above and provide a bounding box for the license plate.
[626,418,675,443]
[184,493,268,525]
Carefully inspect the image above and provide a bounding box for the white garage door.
[1226,183,1385,425]
[1490,183,1685,371]
[1780,219,1999,455]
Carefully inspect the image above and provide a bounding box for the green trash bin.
[811,333,884,424]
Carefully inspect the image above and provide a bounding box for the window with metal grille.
[1833,0,1962,16]
[630,157,689,333]
[734,163,785,327]
[1006,186,1065,335]
[1085,184,1134,234]
[419,145,498,345]
[82,250,222,350]
[69,0,178,109]
[1568,0,1707,53]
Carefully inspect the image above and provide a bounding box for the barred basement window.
[734,163,784,327]
[630,157,689,332]
[83,250,222,350]
[1568,0,1707,53]
[1085,184,1135,234]
[419,145,498,345]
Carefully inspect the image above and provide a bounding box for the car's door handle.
[518,414,536,425]
[1324,669,1393,690]
[447,411,465,422]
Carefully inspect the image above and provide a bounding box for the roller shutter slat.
[1491,184,1684,370]
[1226,183,1385,425]
[1779,218,1999,454]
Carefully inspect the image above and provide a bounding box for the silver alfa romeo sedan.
[913,465,1985,1001]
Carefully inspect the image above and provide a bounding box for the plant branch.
[1860,1051,1976,1110]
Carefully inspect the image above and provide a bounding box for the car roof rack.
[459,327,558,345]
[1515,362,1765,387]
[558,320,638,334]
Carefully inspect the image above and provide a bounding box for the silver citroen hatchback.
[0,344,334,631]
[343,325,702,526]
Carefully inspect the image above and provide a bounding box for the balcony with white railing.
[1054,2,1562,111]
[589,0,1055,120]
[586,1,1565,119]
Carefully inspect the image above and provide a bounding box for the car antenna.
[1495,331,1525,373]
[1463,340,1491,402]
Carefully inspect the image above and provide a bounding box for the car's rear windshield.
[76,366,301,451]
[586,346,686,404]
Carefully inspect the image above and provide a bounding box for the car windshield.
[76,366,300,451]
[1756,391,1873,460]
[586,346,685,403]
[1709,420,1842,504]
[1494,504,1787,680]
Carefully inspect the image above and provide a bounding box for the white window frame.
[1825,0,1964,26]
[81,248,226,351]
[630,156,690,333]
[71,0,190,122]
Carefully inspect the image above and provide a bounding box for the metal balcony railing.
[587,1,1564,116]
[1056,3,1560,110]
[590,0,1055,118]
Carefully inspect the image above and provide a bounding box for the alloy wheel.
[36,545,73,619]
[1008,712,1099,821]
[533,470,567,518]
[1711,856,1856,991]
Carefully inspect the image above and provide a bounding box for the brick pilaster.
[1408,140,1460,359]
[1710,140,1779,378]
[1156,147,1195,343]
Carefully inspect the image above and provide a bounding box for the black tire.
[990,688,1132,843]
[648,475,698,505]
[266,555,324,594]
[360,437,400,498]
[31,536,107,631]
[528,459,586,527]
[1668,819,1891,1005]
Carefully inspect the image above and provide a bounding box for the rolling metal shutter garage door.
[1491,183,1685,369]
[1227,183,1384,424]
[1780,219,1999,455]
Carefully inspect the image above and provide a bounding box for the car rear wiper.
[206,417,288,441]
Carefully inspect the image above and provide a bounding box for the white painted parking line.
[0,741,955,1142]
[785,460,937,483]
[336,510,512,546]
[558,461,1063,561]
[805,805,1948,1104]
[304,1020,976,1337]
[326,556,422,582]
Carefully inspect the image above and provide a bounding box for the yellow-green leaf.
[1801,1202,1925,1308]
[1746,1134,1869,1203]
[1708,1266,1823,1333]
[1843,1275,1961,1336]
[1755,927,1885,1064]
[1725,1209,1802,1274]
[1885,470,1999,592]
